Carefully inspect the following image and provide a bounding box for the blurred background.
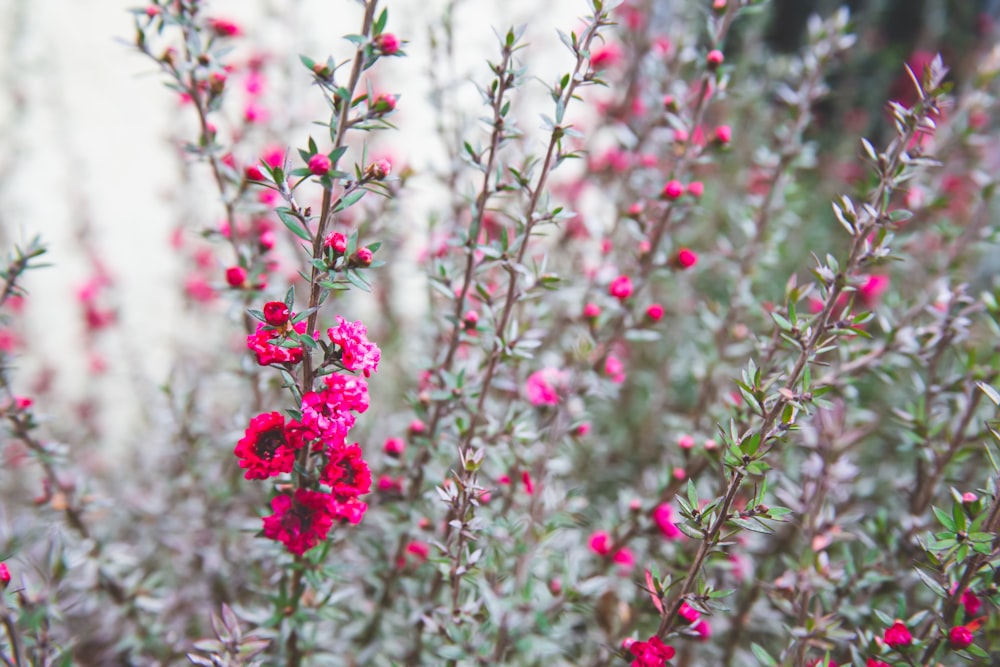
[0,0,996,452]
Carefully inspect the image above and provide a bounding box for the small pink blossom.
[652,504,683,540]
[525,367,567,406]
[609,275,633,300]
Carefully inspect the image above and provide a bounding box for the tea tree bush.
[2,1,1000,665]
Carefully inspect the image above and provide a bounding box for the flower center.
[255,427,286,460]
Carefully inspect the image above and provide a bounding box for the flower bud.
[662,180,684,200]
[263,301,290,327]
[351,247,374,267]
[308,153,331,175]
[706,49,724,69]
[323,232,348,254]
[374,33,400,55]
[673,248,698,270]
[225,266,248,288]
[364,159,392,181]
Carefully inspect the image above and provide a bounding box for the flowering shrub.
[2,1,1000,665]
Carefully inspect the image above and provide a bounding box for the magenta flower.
[262,489,336,555]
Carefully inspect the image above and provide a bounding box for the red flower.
[0,563,9,589]
[262,489,337,555]
[949,625,974,649]
[234,412,306,480]
[247,321,307,366]
[884,620,912,648]
[327,317,381,377]
[866,659,890,667]
[321,443,372,499]
[628,635,675,667]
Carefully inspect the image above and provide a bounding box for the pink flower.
[962,589,982,616]
[262,488,337,555]
[866,659,890,667]
[321,442,372,499]
[662,180,684,200]
[247,320,308,366]
[674,248,698,269]
[234,412,306,480]
[590,42,622,69]
[714,125,732,144]
[525,367,566,406]
[884,620,912,648]
[677,434,695,449]
[327,317,381,377]
[678,602,700,623]
[628,635,675,667]
[858,275,890,307]
[605,354,626,383]
[324,231,348,253]
[612,547,634,569]
[687,181,704,198]
[208,18,242,36]
[383,437,405,457]
[300,374,369,445]
[308,153,331,175]
[374,32,401,55]
[652,504,683,540]
[0,563,9,589]
[185,276,215,303]
[706,49,724,68]
[609,275,633,300]
[583,302,601,319]
[352,247,374,267]
[225,266,247,287]
[406,540,429,561]
[244,102,266,123]
[371,92,397,113]
[646,303,664,321]
[949,625,973,649]
[589,531,612,555]
[521,471,535,495]
[693,620,711,641]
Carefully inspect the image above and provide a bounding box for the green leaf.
[932,506,955,531]
[751,643,777,667]
[277,208,312,241]
[334,190,365,212]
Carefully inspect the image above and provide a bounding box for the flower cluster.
[626,635,675,667]
[239,302,380,555]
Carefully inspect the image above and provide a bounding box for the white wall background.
[0,0,594,449]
